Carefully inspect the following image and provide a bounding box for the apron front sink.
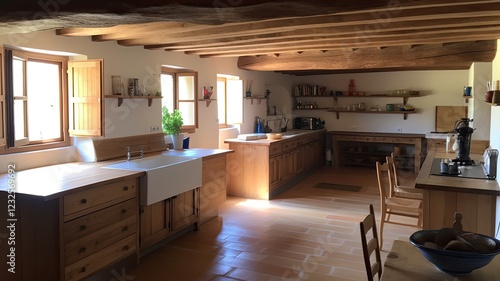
[105,155,202,205]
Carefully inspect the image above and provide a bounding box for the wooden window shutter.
[68,59,103,136]
[0,48,5,146]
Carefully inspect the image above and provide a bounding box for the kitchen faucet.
[126,145,144,161]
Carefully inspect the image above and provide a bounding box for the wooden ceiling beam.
[236,41,496,72]
[191,31,500,57]
[147,16,500,51]
[159,25,500,55]
[116,2,500,46]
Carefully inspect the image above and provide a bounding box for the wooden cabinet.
[63,178,139,281]
[331,131,425,173]
[139,188,199,251]
[0,175,141,281]
[140,199,171,250]
[172,188,198,232]
[226,130,325,200]
[199,154,227,225]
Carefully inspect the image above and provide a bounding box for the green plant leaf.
[162,106,184,135]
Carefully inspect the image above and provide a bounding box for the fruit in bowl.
[410,228,500,275]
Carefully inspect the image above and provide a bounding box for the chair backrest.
[375,161,392,200]
[385,155,397,197]
[359,204,382,281]
[387,153,400,187]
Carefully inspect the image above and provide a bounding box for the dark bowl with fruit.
[409,228,500,275]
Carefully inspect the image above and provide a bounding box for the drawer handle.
[81,267,87,273]
[79,247,86,254]
[80,198,87,204]
[123,245,129,251]
[123,185,129,191]
[121,209,127,214]
[80,225,87,231]
[122,226,129,232]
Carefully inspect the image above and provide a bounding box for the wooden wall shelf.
[106,95,162,107]
[327,109,417,120]
[198,98,216,107]
[245,96,267,105]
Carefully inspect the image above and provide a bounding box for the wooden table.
[381,240,500,281]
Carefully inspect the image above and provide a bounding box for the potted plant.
[162,106,184,149]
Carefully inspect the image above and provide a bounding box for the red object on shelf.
[348,79,356,95]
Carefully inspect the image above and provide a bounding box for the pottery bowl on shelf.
[266,133,283,140]
[409,229,500,275]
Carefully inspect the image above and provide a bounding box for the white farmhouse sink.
[104,155,202,206]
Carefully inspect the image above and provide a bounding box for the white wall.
[288,71,471,134]
[469,62,492,140]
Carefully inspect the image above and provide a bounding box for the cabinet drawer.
[282,140,298,151]
[65,234,136,281]
[269,143,282,156]
[64,178,137,219]
[65,215,137,265]
[64,199,137,243]
[202,155,226,176]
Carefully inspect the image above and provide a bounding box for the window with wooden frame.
[217,75,243,127]
[1,48,70,154]
[160,66,198,133]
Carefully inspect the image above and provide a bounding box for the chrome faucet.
[126,145,145,161]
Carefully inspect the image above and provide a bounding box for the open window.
[217,75,243,126]
[1,48,70,153]
[161,66,198,133]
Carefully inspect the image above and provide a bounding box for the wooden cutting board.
[435,106,467,132]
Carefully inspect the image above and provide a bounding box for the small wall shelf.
[106,95,162,107]
[463,95,472,103]
[486,102,499,106]
[327,109,417,120]
[198,98,216,107]
[245,96,266,105]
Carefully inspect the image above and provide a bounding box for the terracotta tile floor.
[128,166,419,280]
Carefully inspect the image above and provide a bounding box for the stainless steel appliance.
[294,117,324,130]
[483,147,498,178]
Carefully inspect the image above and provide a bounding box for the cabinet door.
[269,155,284,189]
[283,149,301,181]
[172,188,198,232]
[140,199,170,250]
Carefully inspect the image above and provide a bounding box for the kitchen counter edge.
[0,148,233,200]
[415,149,500,195]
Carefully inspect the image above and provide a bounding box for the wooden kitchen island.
[225,129,325,200]
[415,150,500,237]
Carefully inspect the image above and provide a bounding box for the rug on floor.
[313,182,362,192]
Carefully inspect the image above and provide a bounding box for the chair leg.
[379,208,385,250]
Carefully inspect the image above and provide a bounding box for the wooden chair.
[386,153,423,200]
[359,204,382,281]
[376,161,423,249]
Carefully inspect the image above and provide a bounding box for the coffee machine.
[452,118,474,164]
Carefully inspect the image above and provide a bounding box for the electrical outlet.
[351,126,357,131]
[150,126,161,132]
[397,128,403,132]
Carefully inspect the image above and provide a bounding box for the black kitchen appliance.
[294,117,324,130]
[452,118,475,164]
